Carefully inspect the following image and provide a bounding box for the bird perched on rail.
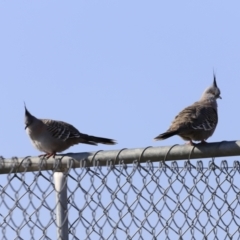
[154,74,221,145]
[24,104,116,158]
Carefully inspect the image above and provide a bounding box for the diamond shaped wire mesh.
[1,155,240,239]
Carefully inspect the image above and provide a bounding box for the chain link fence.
[1,142,240,239]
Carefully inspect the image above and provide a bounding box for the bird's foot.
[186,140,207,146]
[186,140,195,146]
[38,153,56,159]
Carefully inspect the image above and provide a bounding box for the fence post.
[54,172,69,240]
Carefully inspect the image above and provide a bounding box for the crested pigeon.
[24,105,116,158]
[154,74,221,145]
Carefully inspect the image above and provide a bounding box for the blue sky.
[0,1,240,239]
[1,1,240,158]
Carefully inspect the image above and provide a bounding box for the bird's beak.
[25,124,28,130]
[219,96,222,99]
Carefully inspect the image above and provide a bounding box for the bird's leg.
[38,153,56,159]
[186,140,207,146]
[186,140,195,146]
[46,153,56,159]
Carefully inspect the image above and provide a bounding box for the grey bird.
[154,74,221,145]
[24,105,116,158]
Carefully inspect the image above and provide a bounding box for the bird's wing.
[190,104,218,131]
[42,119,81,141]
[170,101,218,132]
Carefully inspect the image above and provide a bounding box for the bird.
[154,74,221,145]
[24,104,116,158]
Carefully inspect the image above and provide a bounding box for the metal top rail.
[1,140,240,174]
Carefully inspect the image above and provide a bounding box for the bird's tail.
[154,130,179,141]
[80,134,116,145]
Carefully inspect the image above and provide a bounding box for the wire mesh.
[1,155,240,239]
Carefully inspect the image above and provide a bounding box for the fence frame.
[1,140,239,174]
[1,140,240,239]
